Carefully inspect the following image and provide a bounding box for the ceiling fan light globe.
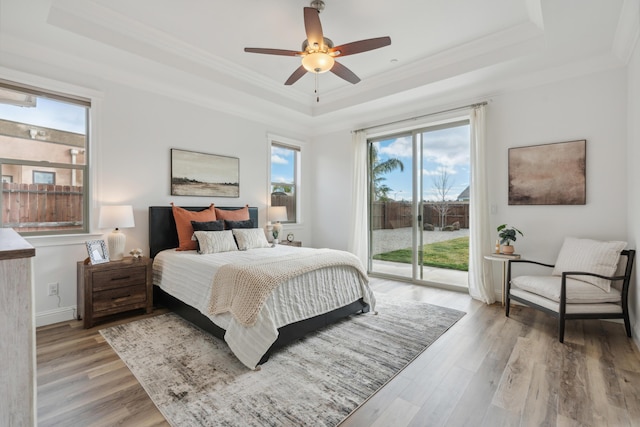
[302,52,334,73]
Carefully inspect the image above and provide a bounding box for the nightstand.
[278,240,302,247]
[77,257,153,328]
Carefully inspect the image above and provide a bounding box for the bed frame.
[148,206,370,365]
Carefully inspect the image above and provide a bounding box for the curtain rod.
[352,101,488,134]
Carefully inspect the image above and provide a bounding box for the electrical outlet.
[47,282,59,296]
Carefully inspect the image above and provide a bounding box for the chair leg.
[624,313,632,337]
[558,316,565,343]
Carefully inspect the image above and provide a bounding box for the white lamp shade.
[98,205,135,229]
[98,205,134,261]
[268,206,288,223]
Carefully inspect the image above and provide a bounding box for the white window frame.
[267,133,303,225]
[0,67,102,245]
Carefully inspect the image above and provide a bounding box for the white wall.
[15,62,632,332]
[627,37,640,344]
[309,130,355,251]
[2,74,307,326]
[312,67,631,314]
[486,68,628,261]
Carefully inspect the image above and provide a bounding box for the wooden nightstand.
[278,240,302,247]
[77,257,153,328]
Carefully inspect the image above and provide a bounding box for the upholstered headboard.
[148,206,259,258]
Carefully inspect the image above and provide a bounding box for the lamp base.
[107,229,126,260]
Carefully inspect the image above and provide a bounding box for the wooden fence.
[2,183,83,231]
[271,193,296,222]
[371,201,469,230]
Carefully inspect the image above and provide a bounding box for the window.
[33,171,56,184]
[270,139,300,223]
[368,119,470,288]
[0,80,89,235]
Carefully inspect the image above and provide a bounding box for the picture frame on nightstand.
[86,240,109,264]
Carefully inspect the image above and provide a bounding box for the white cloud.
[377,126,470,169]
[271,154,288,165]
[422,126,470,168]
[272,175,291,183]
[379,136,412,158]
[422,165,457,176]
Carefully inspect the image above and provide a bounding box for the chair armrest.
[562,271,626,282]
[506,259,555,293]
[508,259,555,269]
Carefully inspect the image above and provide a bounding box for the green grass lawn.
[373,236,469,271]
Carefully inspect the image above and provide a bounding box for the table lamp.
[268,206,288,243]
[98,205,135,260]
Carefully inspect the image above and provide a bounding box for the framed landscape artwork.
[508,139,586,205]
[171,149,239,197]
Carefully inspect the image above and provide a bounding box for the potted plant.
[497,224,523,254]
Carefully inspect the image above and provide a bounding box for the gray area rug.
[100,296,465,426]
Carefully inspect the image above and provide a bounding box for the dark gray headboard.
[148,206,259,258]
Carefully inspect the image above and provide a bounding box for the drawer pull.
[113,294,131,300]
[112,276,131,281]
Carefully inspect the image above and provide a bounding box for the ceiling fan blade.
[303,7,324,48]
[330,61,360,84]
[284,65,308,85]
[244,48,302,56]
[329,36,391,57]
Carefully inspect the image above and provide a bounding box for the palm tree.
[370,144,404,201]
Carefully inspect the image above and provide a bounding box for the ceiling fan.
[244,1,391,91]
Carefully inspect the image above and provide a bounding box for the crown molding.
[0,35,313,134]
[612,0,640,64]
[48,0,310,106]
[311,19,545,116]
[47,0,547,118]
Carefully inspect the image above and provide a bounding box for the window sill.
[24,233,104,248]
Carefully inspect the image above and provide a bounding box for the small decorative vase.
[273,239,279,245]
[501,245,515,254]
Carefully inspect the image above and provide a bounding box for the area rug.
[100,296,464,427]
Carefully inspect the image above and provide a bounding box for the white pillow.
[552,237,626,292]
[193,230,238,254]
[232,228,271,250]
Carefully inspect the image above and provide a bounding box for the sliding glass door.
[368,120,470,288]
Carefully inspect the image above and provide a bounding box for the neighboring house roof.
[457,186,470,201]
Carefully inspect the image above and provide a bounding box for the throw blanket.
[207,249,369,326]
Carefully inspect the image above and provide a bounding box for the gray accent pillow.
[193,230,238,254]
[232,228,271,250]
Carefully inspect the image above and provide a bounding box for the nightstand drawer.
[93,284,147,313]
[92,268,146,291]
[77,257,153,328]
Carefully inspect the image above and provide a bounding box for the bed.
[149,206,374,369]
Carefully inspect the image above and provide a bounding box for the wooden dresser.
[0,229,36,426]
[77,257,153,328]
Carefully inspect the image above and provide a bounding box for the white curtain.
[468,105,496,303]
[348,130,369,266]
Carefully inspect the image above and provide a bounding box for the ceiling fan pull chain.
[315,73,320,102]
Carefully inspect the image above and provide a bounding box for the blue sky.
[0,97,86,134]
[271,145,294,184]
[375,124,470,201]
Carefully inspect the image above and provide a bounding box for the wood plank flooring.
[36,278,640,426]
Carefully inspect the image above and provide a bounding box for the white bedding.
[152,245,375,369]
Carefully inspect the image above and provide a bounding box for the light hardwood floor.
[36,278,640,426]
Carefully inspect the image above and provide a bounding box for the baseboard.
[36,306,77,327]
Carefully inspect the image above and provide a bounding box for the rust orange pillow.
[171,203,216,251]
[215,205,249,222]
